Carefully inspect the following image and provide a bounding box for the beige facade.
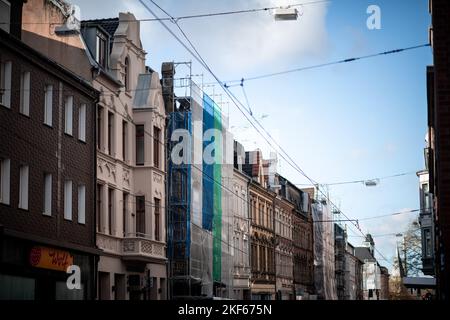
[21,0,167,300]
[232,168,251,300]
[274,196,294,300]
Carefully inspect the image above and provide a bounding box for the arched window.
[124,57,130,92]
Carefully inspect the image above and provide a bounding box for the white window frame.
[18,165,29,210]
[78,103,86,142]
[0,0,11,33]
[64,180,73,220]
[43,173,52,216]
[0,60,12,108]
[78,184,86,224]
[0,158,10,205]
[65,96,73,135]
[20,71,30,116]
[44,85,53,126]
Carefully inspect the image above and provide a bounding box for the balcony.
[122,234,167,263]
[97,233,167,263]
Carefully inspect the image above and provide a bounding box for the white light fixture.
[364,179,379,187]
[273,8,298,21]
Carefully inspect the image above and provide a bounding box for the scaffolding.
[312,199,338,300]
[164,62,234,299]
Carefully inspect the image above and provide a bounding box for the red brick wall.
[0,32,97,250]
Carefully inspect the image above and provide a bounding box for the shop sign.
[29,246,74,272]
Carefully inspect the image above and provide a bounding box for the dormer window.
[96,30,107,68]
[0,0,11,34]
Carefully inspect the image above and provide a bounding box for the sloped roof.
[81,18,119,38]
[354,247,376,262]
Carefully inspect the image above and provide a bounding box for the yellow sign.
[29,246,74,272]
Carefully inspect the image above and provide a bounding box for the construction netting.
[312,200,338,300]
[168,79,234,298]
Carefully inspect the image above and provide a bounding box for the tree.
[399,220,422,277]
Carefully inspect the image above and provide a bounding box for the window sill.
[0,103,11,110]
[64,132,73,138]
[42,212,52,218]
[19,112,30,119]
[43,123,53,129]
[78,139,87,144]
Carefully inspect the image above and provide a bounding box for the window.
[78,184,86,224]
[97,106,103,149]
[153,126,161,168]
[96,31,107,68]
[108,112,114,155]
[122,121,127,161]
[20,71,30,116]
[0,158,10,205]
[44,85,53,126]
[424,228,432,258]
[124,57,130,92]
[136,125,145,165]
[0,60,11,108]
[65,96,73,135]
[18,165,29,210]
[78,103,86,142]
[0,0,11,33]
[43,173,52,216]
[136,196,145,236]
[96,184,102,232]
[108,188,114,235]
[154,198,160,241]
[123,192,128,237]
[64,180,73,220]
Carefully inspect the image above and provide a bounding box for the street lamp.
[273,8,299,21]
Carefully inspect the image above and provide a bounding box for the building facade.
[232,142,251,299]
[244,150,276,300]
[20,0,168,299]
[334,223,347,300]
[163,64,234,299]
[427,0,450,300]
[274,195,294,300]
[0,5,99,299]
[345,243,363,300]
[355,235,382,300]
[82,15,167,300]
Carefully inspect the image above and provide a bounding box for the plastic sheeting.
[312,200,337,300]
[168,80,234,298]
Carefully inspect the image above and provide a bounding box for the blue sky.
[72,0,432,271]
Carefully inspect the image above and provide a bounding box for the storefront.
[0,236,97,300]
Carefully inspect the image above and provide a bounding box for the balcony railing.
[97,232,166,262]
[122,234,166,262]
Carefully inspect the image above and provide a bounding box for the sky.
[71,0,432,272]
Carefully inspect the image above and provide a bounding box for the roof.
[81,18,120,38]
[354,247,376,262]
[133,73,153,109]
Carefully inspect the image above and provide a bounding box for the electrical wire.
[6,0,331,25]
[140,0,401,268]
[218,44,431,85]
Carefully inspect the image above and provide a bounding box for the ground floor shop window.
[0,274,35,300]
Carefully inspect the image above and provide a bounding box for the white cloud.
[72,0,330,75]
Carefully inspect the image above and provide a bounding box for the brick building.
[19,0,168,299]
[0,4,99,299]
[427,0,450,300]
